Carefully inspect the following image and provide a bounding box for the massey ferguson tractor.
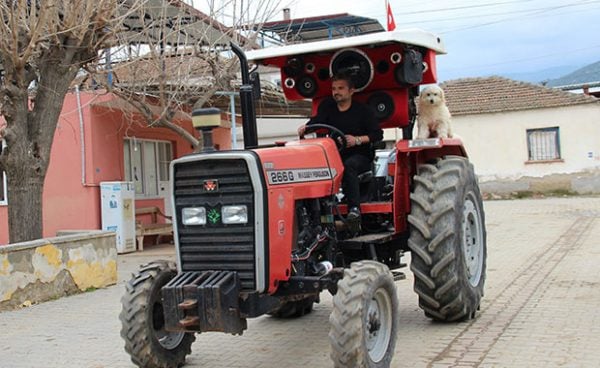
[120,29,487,368]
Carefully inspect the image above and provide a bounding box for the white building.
[441,76,600,194]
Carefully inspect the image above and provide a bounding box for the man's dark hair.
[331,72,355,89]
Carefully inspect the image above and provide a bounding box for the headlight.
[221,205,248,224]
[182,207,206,225]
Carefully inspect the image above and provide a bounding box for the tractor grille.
[174,158,256,291]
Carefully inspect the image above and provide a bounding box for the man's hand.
[298,124,307,137]
[345,135,357,147]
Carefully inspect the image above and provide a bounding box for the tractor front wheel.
[329,261,398,368]
[120,261,195,368]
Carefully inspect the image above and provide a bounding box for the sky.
[275,0,600,81]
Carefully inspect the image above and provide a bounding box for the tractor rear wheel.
[329,261,398,368]
[120,261,195,368]
[408,156,486,322]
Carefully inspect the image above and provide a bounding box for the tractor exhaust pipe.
[230,42,258,149]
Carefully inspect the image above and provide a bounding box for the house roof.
[545,61,600,89]
[440,76,599,116]
[120,0,234,47]
[256,13,384,44]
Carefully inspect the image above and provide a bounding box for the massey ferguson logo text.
[267,168,332,185]
[203,180,218,192]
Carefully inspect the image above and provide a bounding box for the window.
[124,138,173,197]
[0,139,6,204]
[527,127,561,161]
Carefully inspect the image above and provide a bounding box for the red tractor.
[120,30,487,368]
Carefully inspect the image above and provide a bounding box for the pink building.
[0,91,234,245]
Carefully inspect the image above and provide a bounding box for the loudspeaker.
[317,68,329,81]
[296,75,318,98]
[330,48,374,91]
[376,60,390,74]
[394,49,423,86]
[283,57,304,77]
[367,92,395,121]
[355,89,408,129]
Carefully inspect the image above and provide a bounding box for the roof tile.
[440,76,598,116]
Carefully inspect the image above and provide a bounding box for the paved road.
[1,197,599,367]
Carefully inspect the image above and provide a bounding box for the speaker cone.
[329,48,373,91]
[390,52,402,64]
[296,75,318,98]
[284,77,295,89]
[367,92,395,121]
[317,68,329,81]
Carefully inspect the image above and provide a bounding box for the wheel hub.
[462,196,484,287]
[153,302,186,350]
[365,289,392,363]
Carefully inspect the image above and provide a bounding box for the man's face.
[332,79,354,104]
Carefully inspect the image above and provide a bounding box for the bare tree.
[90,0,283,149]
[0,0,143,243]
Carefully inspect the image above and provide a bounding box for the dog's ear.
[439,87,446,102]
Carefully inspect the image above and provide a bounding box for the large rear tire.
[120,261,196,368]
[408,156,486,322]
[329,261,398,368]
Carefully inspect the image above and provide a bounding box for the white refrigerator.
[100,181,136,254]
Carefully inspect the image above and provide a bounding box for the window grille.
[527,127,560,161]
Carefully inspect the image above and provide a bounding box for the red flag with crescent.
[387,1,396,31]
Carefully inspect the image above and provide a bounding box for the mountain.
[500,65,581,84]
[545,61,600,87]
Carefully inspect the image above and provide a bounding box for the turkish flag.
[387,1,396,31]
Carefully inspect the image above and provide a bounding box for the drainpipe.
[75,86,94,187]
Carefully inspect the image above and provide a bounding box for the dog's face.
[420,85,445,107]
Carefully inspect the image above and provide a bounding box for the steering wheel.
[300,123,347,152]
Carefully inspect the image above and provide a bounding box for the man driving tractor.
[298,73,383,223]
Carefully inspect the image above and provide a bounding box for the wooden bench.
[135,206,173,251]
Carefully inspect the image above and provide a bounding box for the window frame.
[526,126,562,163]
[123,138,173,198]
[0,139,7,205]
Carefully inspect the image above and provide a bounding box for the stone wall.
[0,231,117,311]
[480,170,600,195]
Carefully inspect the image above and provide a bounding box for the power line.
[393,0,539,16]
[395,3,600,26]
[442,44,600,72]
[438,0,600,34]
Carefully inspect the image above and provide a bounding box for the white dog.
[416,85,452,139]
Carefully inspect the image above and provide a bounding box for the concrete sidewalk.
[1,197,599,367]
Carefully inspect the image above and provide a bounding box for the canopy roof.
[247,29,446,63]
[256,13,384,44]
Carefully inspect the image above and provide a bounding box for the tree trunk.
[6,170,44,243]
[2,54,77,243]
